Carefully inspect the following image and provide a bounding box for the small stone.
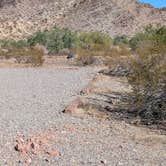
[31,142,35,149]
[46,150,60,156]
[14,144,19,151]
[100,160,107,164]
[45,158,50,162]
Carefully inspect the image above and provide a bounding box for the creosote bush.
[95,25,166,125]
[127,25,166,124]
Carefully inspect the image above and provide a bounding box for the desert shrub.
[0,39,17,48]
[75,48,95,66]
[73,31,112,65]
[0,47,44,66]
[78,31,112,48]
[128,26,166,124]
[58,48,70,56]
[101,25,166,124]
[27,31,47,46]
[113,35,129,45]
[25,47,44,66]
[74,44,131,67]
[0,39,28,49]
[27,27,79,54]
[106,44,131,66]
[14,40,29,48]
[74,44,111,66]
[129,25,166,50]
[0,38,44,66]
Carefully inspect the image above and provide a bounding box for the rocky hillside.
[0,0,165,39]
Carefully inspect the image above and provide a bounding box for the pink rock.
[46,150,60,156]
[63,97,84,114]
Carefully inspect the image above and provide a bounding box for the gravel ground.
[0,67,96,165]
[0,67,165,166]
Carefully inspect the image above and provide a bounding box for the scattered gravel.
[0,67,96,165]
[0,67,165,166]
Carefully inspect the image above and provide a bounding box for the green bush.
[128,25,166,124]
[113,35,129,45]
[27,31,47,46]
[129,25,166,50]
[0,28,113,66]
[72,31,112,65]
[78,31,112,49]
[0,39,28,49]
[27,27,79,54]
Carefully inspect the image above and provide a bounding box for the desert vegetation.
[27,26,79,54]
[106,25,166,125]
[0,1,166,165]
[0,27,78,66]
[0,46,44,66]
[0,25,165,125]
[74,31,112,65]
[127,25,166,124]
[67,25,166,126]
[0,38,44,66]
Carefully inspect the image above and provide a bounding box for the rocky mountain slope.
[0,0,165,39]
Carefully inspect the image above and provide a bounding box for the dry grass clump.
[106,44,131,68]
[0,47,44,66]
[74,43,110,66]
[74,48,94,66]
[74,41,131,69]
